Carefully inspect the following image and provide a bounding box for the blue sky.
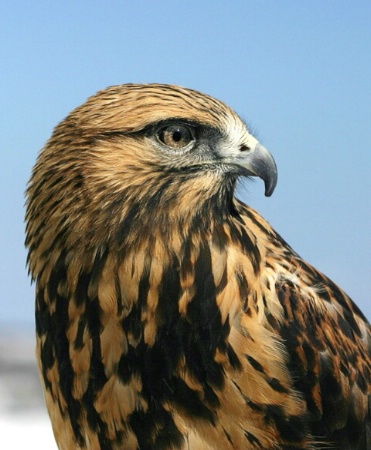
[1,1,370,325]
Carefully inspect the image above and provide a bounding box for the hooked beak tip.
[242,143,278,197]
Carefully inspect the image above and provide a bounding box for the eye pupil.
[158,125,195,149]
[173,130,182,142]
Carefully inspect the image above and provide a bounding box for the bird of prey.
[25,84,370,450]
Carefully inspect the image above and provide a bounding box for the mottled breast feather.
[25,83,371,450]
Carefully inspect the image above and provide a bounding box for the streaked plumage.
[25,84,370,449]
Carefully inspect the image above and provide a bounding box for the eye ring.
[157,124,196,149]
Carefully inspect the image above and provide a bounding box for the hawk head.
[26,84,276,272]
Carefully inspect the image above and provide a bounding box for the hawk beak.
[240,143,278,197]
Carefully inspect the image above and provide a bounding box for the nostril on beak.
[240,145,250,152]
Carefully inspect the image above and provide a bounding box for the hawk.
[25,84,370,449]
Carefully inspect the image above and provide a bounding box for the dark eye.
[158,125,195,149]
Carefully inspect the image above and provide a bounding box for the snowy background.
[0,327,56,448]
